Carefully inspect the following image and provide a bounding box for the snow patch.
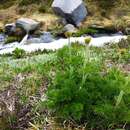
[0,35,127,55]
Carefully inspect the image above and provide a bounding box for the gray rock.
[40,32,54,43]
[0,34,5,43]
[4,23,16,35]
[27,38,42,44]
[52,0,88,26]
[57,18,67,25]
[16,18,40,33]
[63,24,77,33]
[61,18,67,25]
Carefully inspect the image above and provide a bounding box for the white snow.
[20,34,29,45]
[0,35,127,55]
[89,35,127,47]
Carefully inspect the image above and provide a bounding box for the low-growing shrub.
[0,0,16,9]
[73,28,98,37]
[12,48,26,59]
[117,39,130,49]
[38,5,47,13]
[5,36,21,44]
[120,49,130,63]
[18,0,41,6]
[45,46,130,129]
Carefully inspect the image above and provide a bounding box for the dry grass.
[0,0,129,30]
[30,13,59,30]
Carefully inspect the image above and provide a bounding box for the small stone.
[0,34,5,43]
[63,24,77,33]
[27,38,42,44]
[40,32,54,43]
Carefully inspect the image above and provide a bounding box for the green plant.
[38,5,47,13]
[120,49,130,63]
[45,46,130,129]
[5,36,21,44]
[117,39,130,49]
[12,48,26,59]
[73,28,98,37]
[50,24,64,38]
[17,74,42,104]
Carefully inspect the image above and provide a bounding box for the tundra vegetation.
[0,37,130,130]
[0,0,130,130]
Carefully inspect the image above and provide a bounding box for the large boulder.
[16,18,40,33]
[52,0,88,26]
[4,23,26,37]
